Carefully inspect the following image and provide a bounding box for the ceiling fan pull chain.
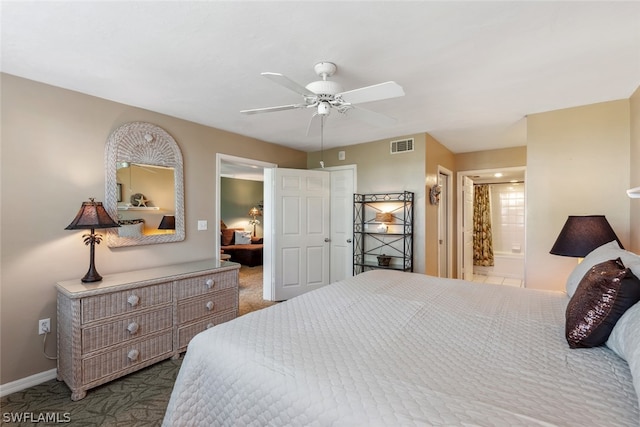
[320,115,325,169]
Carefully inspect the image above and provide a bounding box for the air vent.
[390,138,414,154]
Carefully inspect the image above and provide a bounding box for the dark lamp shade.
[550,215,623,258]
[65,200,120,230]
[158,215,176,230]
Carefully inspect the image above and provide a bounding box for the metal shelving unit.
[353,191,413,274]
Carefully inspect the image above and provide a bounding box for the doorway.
[437,166,453,278]
[216,155,356,304]
[217,154,277,312]
[457,167,526,286]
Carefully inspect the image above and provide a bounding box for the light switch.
[197,220,208,231]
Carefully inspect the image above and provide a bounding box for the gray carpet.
[238,265,276,315]
[0,359,182,427]
[0,265,271,426]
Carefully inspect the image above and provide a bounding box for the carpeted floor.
[238,265,276,315]
[0,265,272,426]
[0,358,182,427]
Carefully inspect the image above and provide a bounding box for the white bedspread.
[163,270,639,426]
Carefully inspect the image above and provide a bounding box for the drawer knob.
[206,323,215,329]
[127,322,139,334]
[206,301,214,311]
[127,349,139,361]
[205,278,214,289]
[127,294,140,307]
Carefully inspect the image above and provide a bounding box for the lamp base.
[81,249,102,283]
[81,270,103,283]
[80,232,102,283]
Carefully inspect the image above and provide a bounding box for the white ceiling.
[2,1,639,154]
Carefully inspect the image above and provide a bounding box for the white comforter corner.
[163,270,639,426]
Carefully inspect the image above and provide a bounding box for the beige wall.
[456,146,527,172]
[308,134,428,273]
[630,86,640,253]
[0,73,306,384]
[526,100,631,291]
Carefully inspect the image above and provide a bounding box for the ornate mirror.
[105,122,185,247]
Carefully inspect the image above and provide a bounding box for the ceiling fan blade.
[346,105,398,127]
[240,104,305,115]
[262,72,316,97]
[338,81,405,105]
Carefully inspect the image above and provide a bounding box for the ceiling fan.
[240,62,405,132]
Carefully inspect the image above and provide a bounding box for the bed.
[164,242,640,426]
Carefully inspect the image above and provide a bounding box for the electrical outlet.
[38,318,50,335]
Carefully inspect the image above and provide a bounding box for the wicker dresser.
[56,259,240,401]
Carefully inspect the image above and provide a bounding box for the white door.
[462,176,474,281]
[330,168,354,282]
[437,171,449,278]
[263,168,331,301]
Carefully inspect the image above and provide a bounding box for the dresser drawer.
[177,288,237,325]
[82,330,173,384]
[81,283,172,324]
[57,260,240,400]
[175,270,237,300]
[177,310,237,350]
[81,306,172,354]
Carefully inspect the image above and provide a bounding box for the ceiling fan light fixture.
[317,102,330,116]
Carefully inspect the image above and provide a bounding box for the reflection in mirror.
[105,122,185,247]
[116,163,176,234]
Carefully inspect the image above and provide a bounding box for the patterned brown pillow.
[221,229,236,246]
[566,258,640,349]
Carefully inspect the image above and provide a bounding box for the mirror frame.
[105,122,185,247]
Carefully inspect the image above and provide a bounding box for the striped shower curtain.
[473,184,494,266]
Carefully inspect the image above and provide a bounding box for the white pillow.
[118,222,144,237]
[606,301,640,411]
[234,230,251,245]
[565,241,640,297]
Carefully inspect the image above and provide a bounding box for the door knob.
[324,238,331,242]
[346,239,352,243]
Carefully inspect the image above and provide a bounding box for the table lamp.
[248,207,261,237]
[65,198,120,282]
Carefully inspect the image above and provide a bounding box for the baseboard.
[0,369,57,397]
